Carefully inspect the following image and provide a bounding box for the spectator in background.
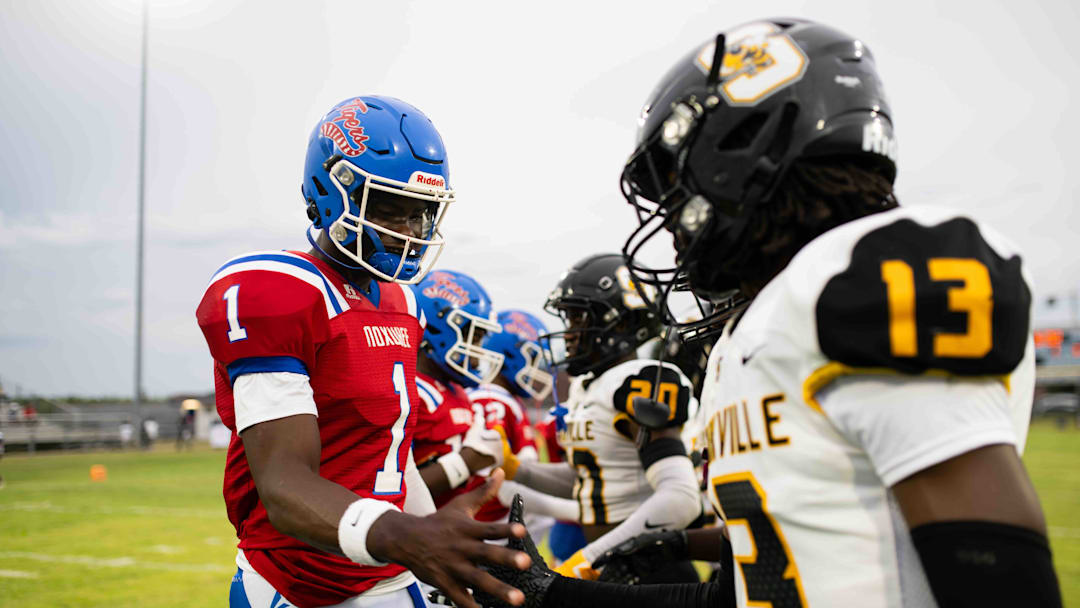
[119,419,135,449]
[143,417,159,449]
[176,409,195,451]
[22,403,37,425]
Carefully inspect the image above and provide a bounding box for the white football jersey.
[697,206,1035,608]
[559,359,698,525]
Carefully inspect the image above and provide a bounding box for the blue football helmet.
[301,96,454,284]
[415,270,505,387]
[484,310,555,402]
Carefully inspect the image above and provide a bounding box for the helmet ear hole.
[765,103,800,162]
[717,112,768,151]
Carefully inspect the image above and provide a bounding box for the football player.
[411,269,509,508]
[473,310,576,538]
[501,253,703,583]
[196,96,529,608]
[489,18,1063,608]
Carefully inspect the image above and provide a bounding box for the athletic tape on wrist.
[338,498,400,567]
[438,451,471,489]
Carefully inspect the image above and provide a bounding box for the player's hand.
[463,413,504,469]
[552,549,600,580]
[473,494,558,608]
[366,469,531,608]
[592,529,689,585]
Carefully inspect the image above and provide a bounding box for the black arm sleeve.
[910,521,1062,608]
[542,578,724,608]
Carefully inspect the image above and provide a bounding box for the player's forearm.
[258,459,362,554]
[512,460,577,498]
[542,578,722,608]
[419,447,492,498]
[581,456,701,563]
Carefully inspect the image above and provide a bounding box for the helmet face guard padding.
[323,157,453,284]
[441,308,505,386]
[620,18,897,340]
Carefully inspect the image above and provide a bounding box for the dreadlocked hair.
[723,157,898,290]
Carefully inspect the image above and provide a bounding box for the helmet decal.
[320,98,370,157]
[415,270,504,388]
[503,311,541,342]
[422,271,471,307]
[696,22,808,106]
[615,265,653,310]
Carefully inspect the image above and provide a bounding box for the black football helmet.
[622,18,897,336]
[545,253,662,377]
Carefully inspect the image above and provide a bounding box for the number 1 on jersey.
[222,284,248,342]
[374,362,411,494]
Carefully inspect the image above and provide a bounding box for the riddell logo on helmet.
[409,172,446,189]
[422,272,469,307]
[862,122,898,162]
[321,98,370,157]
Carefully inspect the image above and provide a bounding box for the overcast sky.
[1,0,1078,397]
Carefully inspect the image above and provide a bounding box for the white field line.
[0,551,232,574]
[0,569,39,579]
[0,501,219,519]
[1049,526,1080,539]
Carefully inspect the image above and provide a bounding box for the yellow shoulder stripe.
[801,361,1011,415]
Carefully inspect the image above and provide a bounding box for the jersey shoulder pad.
[415,375,445,413]
[379,282,426,328]
[200,250,349,320]
[806,207,1031,375]
[605,360,693,428]
[467,385,523,416]
[196,251,346,368]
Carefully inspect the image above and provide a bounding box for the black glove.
[592,529,689,585]
[474,494,558,608]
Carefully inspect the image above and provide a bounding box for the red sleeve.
[196,269,331,374]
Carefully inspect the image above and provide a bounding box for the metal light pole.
[134,0,149,429]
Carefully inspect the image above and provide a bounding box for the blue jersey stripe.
[406,582,426,608]
[227,356,309,385]
[214,252,343,315]
[228,568,254,608]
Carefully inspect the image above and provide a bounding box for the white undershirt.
[233,372,318,433]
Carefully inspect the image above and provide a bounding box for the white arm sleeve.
[233,372,317,433]
[580,455,701,564]
[818,374,1019,487]
[498,480,580,521]
[512,460,578,499]
[403,448,436,516]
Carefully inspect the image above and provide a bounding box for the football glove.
[473,494,557,608]
[592,529,689,585]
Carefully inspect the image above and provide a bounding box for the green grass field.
[1,420,1078,607]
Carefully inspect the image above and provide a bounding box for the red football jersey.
[411,372,493,512]
[467,384,537,521]
[536,415,566,464]
[468,383,537,457]
[195,250,424,607]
